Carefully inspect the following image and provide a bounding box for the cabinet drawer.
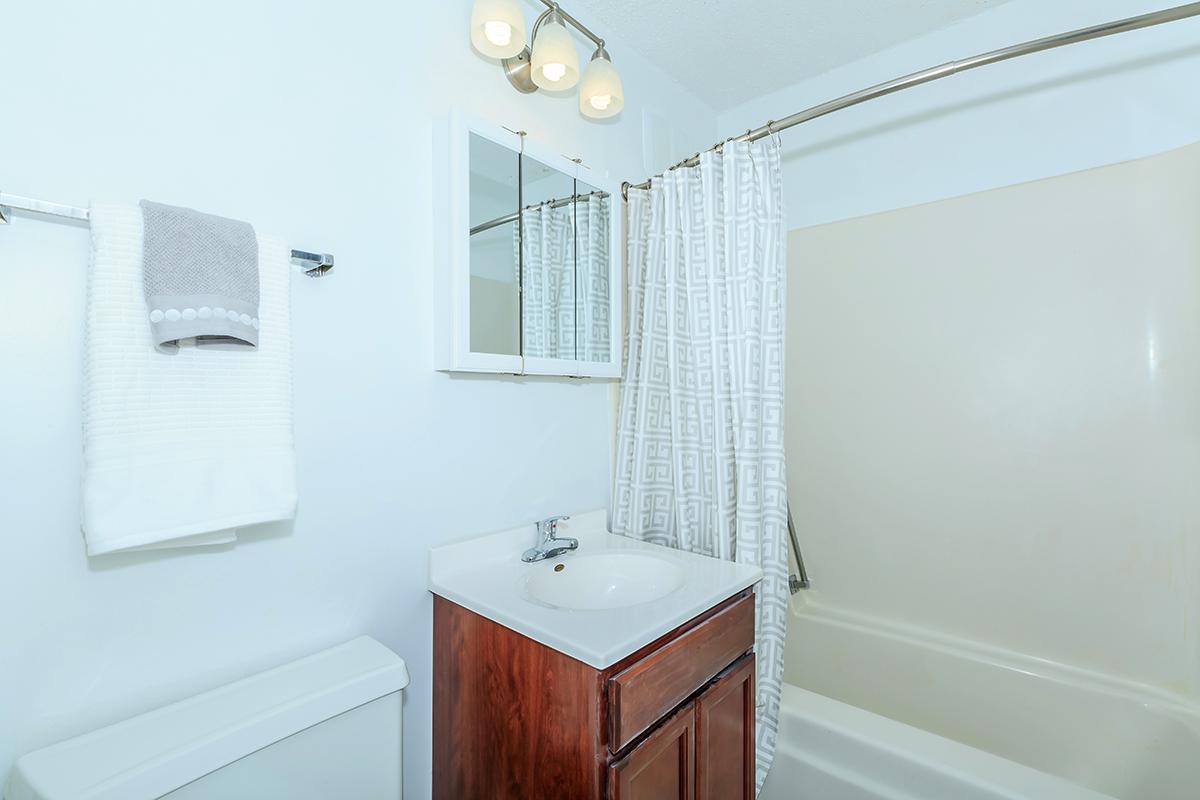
[607,593,754,753]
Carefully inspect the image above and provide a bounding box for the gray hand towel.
[140,200,260,348]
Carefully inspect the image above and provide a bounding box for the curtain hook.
[765,119,782,151]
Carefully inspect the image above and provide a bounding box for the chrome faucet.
[522,515,578,563]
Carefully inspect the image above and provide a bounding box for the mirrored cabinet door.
[468,133,521,358]
[436,113,620,378]
[519,151,578,363]
[573,177,612,365]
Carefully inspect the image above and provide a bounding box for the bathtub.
[760,601,1200,800]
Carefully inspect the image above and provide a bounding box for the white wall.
[718,0,1200,229]
[0,2,714,796]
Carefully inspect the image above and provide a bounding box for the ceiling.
[565,0,1014,111]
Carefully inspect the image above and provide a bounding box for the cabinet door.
[608,593,755,753]
[695,653,755,800]
[608,702,695,800]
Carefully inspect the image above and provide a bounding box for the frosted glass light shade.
[579,55,624,118]
[531,19,579,90]
[470,0,526,59]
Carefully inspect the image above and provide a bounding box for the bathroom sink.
[429,510,762,666]
[524,552,685,610]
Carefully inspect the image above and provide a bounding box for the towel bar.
[0,192,334,276]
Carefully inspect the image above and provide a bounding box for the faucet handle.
[536,515,571,538]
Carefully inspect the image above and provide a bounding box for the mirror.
[517,161,613,364]
[468,133,520,356]
[573,177,611,364]
[520,153,578,360]
[440,116,619,377]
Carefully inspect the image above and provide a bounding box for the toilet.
[6,637,409,800]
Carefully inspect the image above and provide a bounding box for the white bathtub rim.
[792,596,1200,724]
[776,743,931,800]
[776,682,1116,800]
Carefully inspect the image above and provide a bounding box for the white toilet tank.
[6,637,409,800]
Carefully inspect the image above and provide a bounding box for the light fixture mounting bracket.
[502,47,538,93]
[496,1,607,96]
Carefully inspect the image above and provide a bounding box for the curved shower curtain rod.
[622,2,1200,199]
[469,189,610,237]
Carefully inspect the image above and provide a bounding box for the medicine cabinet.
[435,113,621,377]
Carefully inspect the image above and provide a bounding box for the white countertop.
[428,510,763,669]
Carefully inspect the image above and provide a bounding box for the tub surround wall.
[785,142,1200,699]
[0,2,716,795]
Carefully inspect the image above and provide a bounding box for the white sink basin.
[524,552,685,610]
[429,510,763,667]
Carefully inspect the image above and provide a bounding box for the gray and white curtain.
[612,140,789,791]
[519,196,612,361]
[575,193,611,362]
[520,202,575,359]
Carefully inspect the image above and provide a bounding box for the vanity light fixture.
[469,0,526,59]
[469,0,623,118]
[578,45,623,118]
[530,7,579,90]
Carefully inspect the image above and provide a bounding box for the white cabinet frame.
[434,111,622,379]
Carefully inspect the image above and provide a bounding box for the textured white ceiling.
[565,0,1014,110]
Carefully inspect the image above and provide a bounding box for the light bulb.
[469,0,525,59]
[579,48,624,119]
[530,12,579,90]
[483,20,512,47]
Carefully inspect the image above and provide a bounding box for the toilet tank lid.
[6,636,409,800]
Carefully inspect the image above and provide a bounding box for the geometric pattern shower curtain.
[612,139,789,792]
[575,193,611,362]
[520,196,612,361]
[519,202,576,359]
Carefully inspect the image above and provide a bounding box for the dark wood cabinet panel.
[432,596,606,800]
[608,593,754,752]
[608,702,696,800]
[696,653,756,800]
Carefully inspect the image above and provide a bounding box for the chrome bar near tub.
[787,503,809,593]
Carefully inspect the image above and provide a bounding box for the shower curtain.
[575,193,611,362]
[519,196,612,361]
[613,140,789,791]
[519,202,575,359]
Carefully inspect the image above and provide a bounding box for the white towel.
[82,202,297,555]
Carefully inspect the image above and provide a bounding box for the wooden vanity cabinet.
[433,589,756,800]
